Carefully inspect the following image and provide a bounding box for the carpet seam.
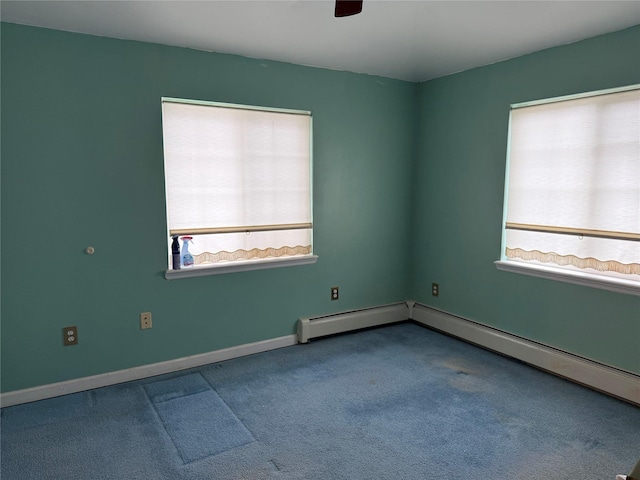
[200,373,258,444]
[143,373,256,465]
[142,385,190,465]
[150,389,212,405]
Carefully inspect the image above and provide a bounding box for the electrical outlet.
[140,312,152,330]
[331,286,339,301]
[432,283,439,297]
[63,326,78,346]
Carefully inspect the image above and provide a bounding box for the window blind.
[162,98,312,265]
[503,86,640,281]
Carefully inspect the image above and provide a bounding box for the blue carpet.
[145,374,254,463]
[1,390,91,430]
[1,323,639,479]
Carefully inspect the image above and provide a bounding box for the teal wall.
[411,25,640,375]
[1,23,639,393]
[0,23,415,392]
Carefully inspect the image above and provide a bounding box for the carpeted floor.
[2,322,639,479]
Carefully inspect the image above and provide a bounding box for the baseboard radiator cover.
[297,301,412,343]
[411,303,640,406]
[0,334,297,408]
[3,302,636,407]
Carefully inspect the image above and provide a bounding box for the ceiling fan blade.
[335,0,363,17]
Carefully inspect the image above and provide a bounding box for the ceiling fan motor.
[335,0,363,17]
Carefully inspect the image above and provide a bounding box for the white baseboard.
[297,302,410,343]
[0,334,297,408]
[411,303,640,406]
[3,302,638,407]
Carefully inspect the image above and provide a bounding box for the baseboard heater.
[298,301,639,406]
[4,301,636,407]
[410,303,639,406]
[297,301,413,343]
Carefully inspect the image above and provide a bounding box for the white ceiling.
[2,0,639,82]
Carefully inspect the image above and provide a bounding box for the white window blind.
[501,85,640,285]
[162,98,313,268]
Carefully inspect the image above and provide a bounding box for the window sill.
[494,260,640,296]
[165,255,318,280]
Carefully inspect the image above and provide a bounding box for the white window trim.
[165,255,318,280]
[162,97,315,277]
[497,84,640,296]
[495,261,640,296]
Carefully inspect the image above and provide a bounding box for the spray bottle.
[171,235,181,270]
[181,236,194,268]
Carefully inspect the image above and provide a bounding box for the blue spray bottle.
[181,236,194,268]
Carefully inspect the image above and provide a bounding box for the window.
[496,85,640,295]
[161,98,316,279]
